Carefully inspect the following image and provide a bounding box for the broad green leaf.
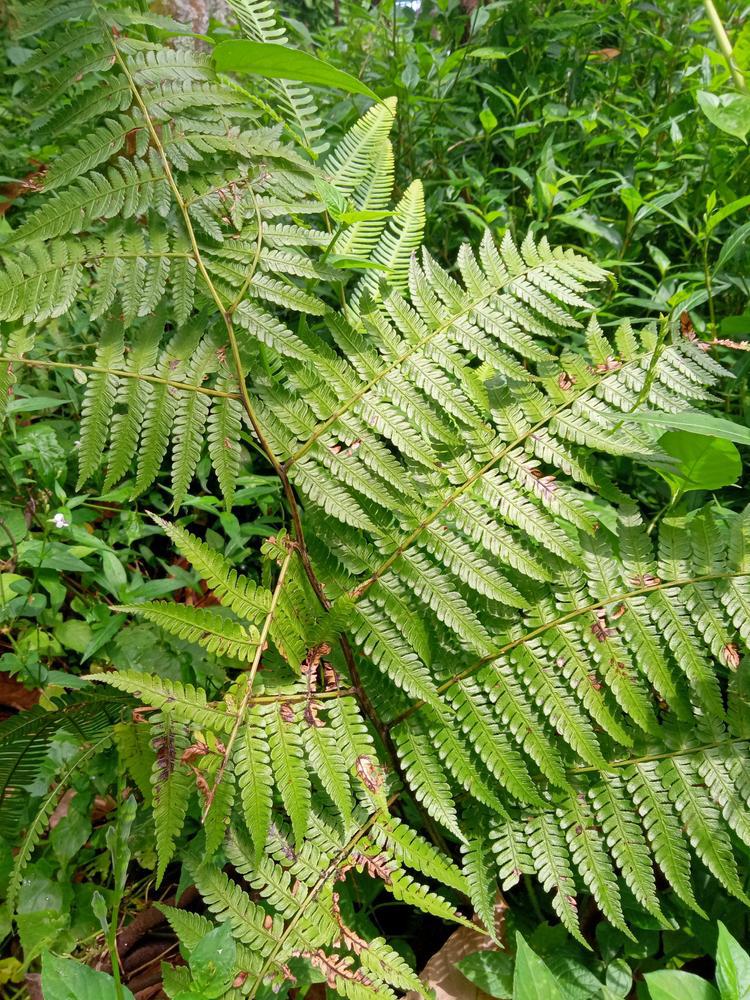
[513,933,563,1000]
[706,195,750,234]
[0,573,28,606]
[651,431,741,497]
[314,176,348,218]
[605,958,632,998]
[468,46,521,61]
[716,222,750,272]
[716,921,750,1000]
[555,211,622,248]
[457,951,513,998]
[697,91,750,142]
[480,107,498,132]
[189,921,236,998]
[41,953,135,1000]
[624,410,750,447]
[735,21,750,72]
[214,41,380,100]
[53,619,93,653]
[645,970,719,1000]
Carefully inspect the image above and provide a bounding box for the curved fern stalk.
[391,567,750,728]
[202,541,293,819]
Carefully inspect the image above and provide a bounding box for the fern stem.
[391,569,750,726]
[103,22,326,609]
[569,734,750,775]
[0,356,240,399]
[248,687,356,704]
[202,544,293,821]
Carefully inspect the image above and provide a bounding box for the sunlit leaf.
[214,40,380,100]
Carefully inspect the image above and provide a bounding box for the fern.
[5,0,750,982]
[0,693,124,912]
[0,693,124,833]
[151,708,193,884]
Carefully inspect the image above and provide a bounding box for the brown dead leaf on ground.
[404,901,507,1000]
[48,788,76,829]
[0,674,40,714]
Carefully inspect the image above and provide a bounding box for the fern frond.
[87,671,234,732]
[151,709,193,884]
[659,754,749,903]
[76,322,123,487]
[393,718,464,840]
[527,811,586,945]
[323,98,397,197]
[461,833,498,936]
[559,793,629,936]
[150,516,272,622]
[268,701,311,846]
[115,602,261,662]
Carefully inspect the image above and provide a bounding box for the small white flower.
[50,513,69,529]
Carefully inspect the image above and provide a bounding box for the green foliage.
[0,694,124,832]
[643,921,750,1000]
[41,952,135,1000]
[457,920,750,1000]
[1,0,750,994]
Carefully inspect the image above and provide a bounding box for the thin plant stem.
[391,569,750,726]
[202,545,293,820]
[0,356,239,399]
[704,0,746,91]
